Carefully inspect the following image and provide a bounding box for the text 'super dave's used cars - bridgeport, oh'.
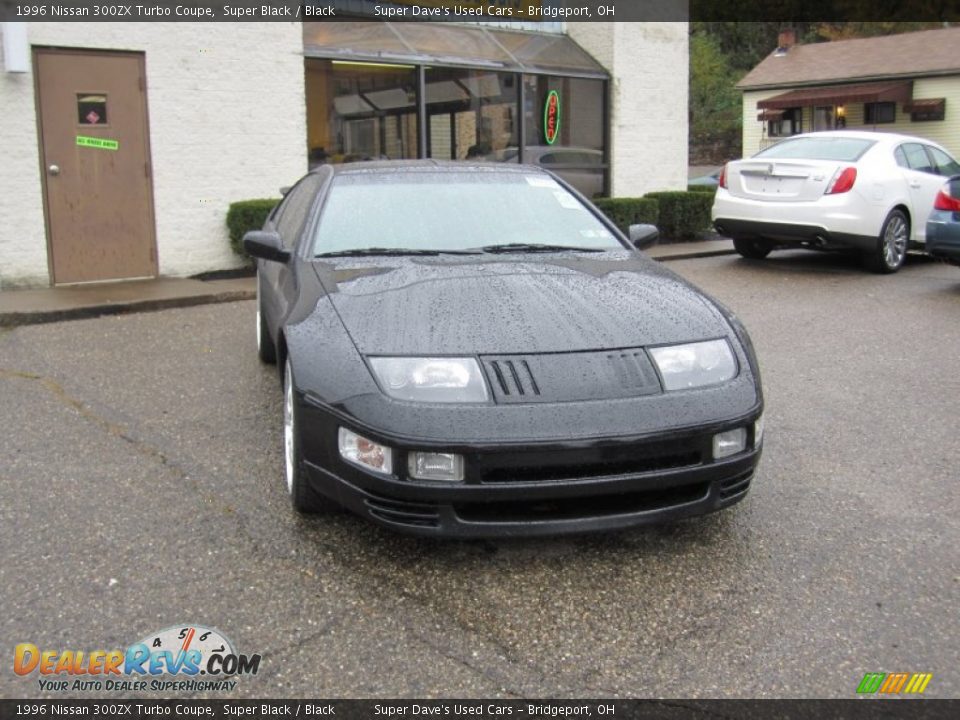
[245,161,764,538]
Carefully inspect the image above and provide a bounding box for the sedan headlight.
[649,339,737,391]
[368,357,489,403]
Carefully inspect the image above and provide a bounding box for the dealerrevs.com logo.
[14,624,261,693]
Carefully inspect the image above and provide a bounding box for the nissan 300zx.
[245,161,764,537]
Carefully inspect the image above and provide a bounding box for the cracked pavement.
[1,251,958,699]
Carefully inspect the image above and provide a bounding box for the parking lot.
[1,250,958,698]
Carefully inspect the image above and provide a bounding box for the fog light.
[408,451,464,481]
[754,415,764,448]
[338,428,392,475]
[713,427,747,459]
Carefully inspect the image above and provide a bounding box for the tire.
[865,209,909,274]
[283,357,333,514]
[733,238,773,260]
[256,271,277,364]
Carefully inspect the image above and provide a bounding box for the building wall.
[567,22,689,197]
[0,23,306,288]
[742,77,960,158]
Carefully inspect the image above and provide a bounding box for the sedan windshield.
[755,136,876,162]
[312,170,623,256]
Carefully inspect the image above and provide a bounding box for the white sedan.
[711,131,960,273]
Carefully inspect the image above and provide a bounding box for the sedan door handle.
[908,181,921,189]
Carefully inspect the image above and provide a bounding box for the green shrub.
[226,199,280,261]
[686,184,718,194]
[643,191,714,241]
[592,197,659,235]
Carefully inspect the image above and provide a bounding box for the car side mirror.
[243,230,291,264]
[629,223,659,250]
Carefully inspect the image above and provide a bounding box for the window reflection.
[305,59,419,165]
[425,67,518,161]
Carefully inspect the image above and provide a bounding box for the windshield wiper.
[478,243,606,254]
[316,247,481,258]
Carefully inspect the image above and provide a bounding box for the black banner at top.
[0,700,957,720]
[0,0,959,22]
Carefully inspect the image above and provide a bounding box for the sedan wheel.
[257,271,277,364]
[283,358,330,514]
[867,210,909,274]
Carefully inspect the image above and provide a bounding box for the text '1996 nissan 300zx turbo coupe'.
[245,161,764,538]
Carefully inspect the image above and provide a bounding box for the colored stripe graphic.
[857,672,932,694]
[904,673,933,694]
[857,673,885,694]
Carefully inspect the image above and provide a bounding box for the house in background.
[0,18,688,288]
[737,27,960,157]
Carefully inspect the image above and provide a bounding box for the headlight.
[368,357,489,403]
[649,339,737,391]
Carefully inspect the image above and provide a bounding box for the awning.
[904,98,946,113]
[757,108,785,121]
[302,22,609,79]
[757,80,913,110]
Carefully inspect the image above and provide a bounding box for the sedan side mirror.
[243,230,291,264]
[629,223,659,250]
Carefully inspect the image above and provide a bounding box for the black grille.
[364,496,440,528]
[455,482,710,523]
[480,450,702,483]
[719,470,753,500]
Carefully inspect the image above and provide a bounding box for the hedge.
[642,191,714,241]
[592,197,659,235]
[686,184,718,194]
[226,199,280,261]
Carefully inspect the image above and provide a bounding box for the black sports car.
[246,161,764,537]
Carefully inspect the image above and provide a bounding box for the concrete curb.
[650,248,738,262]
[0,289,254,328]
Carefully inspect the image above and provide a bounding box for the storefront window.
[425,67,519,161]
[305,59,419,165]
[523,75,606,197]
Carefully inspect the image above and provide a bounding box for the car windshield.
[755,136,876,162]
[311,170,622,256]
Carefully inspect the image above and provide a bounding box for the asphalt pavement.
[1,250,958,699]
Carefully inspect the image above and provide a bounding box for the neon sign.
[543,90,560,145]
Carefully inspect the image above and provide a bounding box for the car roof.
[782,130,939,146]
[322,159,548,176]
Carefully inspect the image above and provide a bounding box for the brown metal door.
[35,48,157,284]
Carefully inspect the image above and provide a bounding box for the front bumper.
[299,397,763,538]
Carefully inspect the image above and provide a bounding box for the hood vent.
[485,358,541,398]
[481,348,662,405]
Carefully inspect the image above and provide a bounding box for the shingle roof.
[737,27,960,90]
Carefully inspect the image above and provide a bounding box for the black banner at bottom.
[0,700,958,720]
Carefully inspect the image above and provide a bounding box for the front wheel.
[733,238,773,259]
[284,358,333,514]
[865,209,909,274]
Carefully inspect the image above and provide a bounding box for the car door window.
[926,146,960,176]
[893,146,909,169]
[901,143,935,174]
[275,175,322,249]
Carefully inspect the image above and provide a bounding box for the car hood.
[310,251,730,355]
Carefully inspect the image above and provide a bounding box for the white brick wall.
[0,22,306,287]
[568,22,689,197]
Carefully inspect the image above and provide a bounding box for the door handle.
[908,180,921,189]
[48,164,60,176]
